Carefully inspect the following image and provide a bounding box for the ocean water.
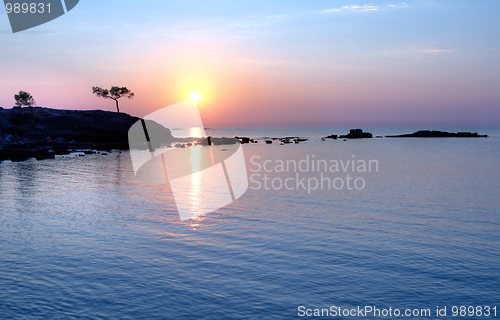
[1,128,499,319]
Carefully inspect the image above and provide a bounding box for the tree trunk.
[114,99,120,113]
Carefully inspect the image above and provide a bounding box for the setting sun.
[190,92,201,102]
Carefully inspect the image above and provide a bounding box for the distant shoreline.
[0,107,492,163]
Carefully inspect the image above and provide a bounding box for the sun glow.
[190,91,201,102]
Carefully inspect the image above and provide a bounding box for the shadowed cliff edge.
[0,107,167,162]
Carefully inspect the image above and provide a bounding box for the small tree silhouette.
[14,91,36,115]
[92,86,134,113]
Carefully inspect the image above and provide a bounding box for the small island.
[386,130,488,138]
[322,129,373,140]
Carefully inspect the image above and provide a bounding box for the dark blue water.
[1,128,499,319]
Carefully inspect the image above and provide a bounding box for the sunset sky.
[0,0,499,127]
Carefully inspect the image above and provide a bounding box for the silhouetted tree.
[14,91,36,115]
[92,86,134,113]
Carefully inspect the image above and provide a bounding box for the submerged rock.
[235,136,253,144]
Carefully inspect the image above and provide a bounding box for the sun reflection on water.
[189,127,204,138]
[189,145,203,220]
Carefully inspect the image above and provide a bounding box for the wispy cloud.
[323,5,380,13]
[387,3,411,9]
[372,47,455,58]
[205,2,412,32]
[322,3,409,13]
[418,49,454,54]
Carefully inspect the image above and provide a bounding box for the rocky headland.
[0,107,255,162]
[0,107,156,162]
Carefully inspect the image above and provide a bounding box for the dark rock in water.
[322,135,337,140]
[261,137,307,144]
[235,136,253,144]
[212,137,239,145]
[128,119,174,151]
[339,129,373,139]
[35,148,55,161]
[386,130,488,138]
[84,150,96,155]
[278,137,307,144]
[196,137,239,146]
[456,132,488,138]
[53,146,70,155]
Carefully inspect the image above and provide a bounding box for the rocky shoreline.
[0,107,268,162]
[0,107,490,163]
[0,107,142,162]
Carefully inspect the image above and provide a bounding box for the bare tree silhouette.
[92,86,134,113]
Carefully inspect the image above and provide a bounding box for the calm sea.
[1,127,499,319]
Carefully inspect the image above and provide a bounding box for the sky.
[0,0,499,127]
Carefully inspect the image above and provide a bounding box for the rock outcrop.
[339,129,373,139]
[386,130,488,138]
[0,107,173,162]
